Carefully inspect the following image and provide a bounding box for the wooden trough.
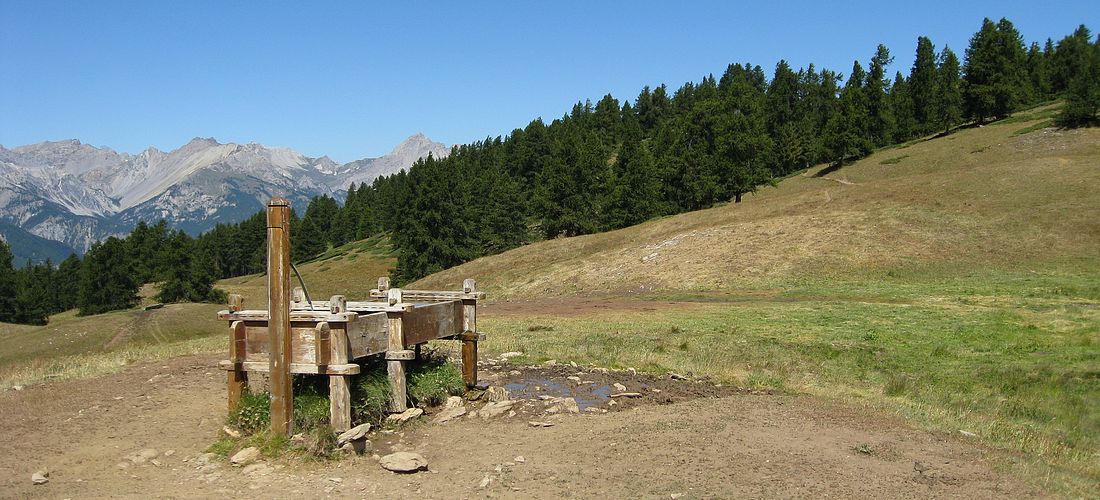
[216,198,482,433]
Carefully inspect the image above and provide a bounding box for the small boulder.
[387,408,424,425]
[499,351,523,360]
[380,452,428,473]
[485,386,510,402]
[230,447,261,466]
[31,470,49,485]
[336,423,371,447]
[222,426,242,438]
[478,400,517,419]
[444,396,464,409]
[433,405,467,424]
[613,382,627,392]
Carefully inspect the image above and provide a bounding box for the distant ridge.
[0,134,449,259]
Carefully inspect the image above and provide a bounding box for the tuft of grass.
[1012,119,1053,136]
[207,437,235,457]
[228,391,271,434]
[351,351,464,425]
[527,325,554,332]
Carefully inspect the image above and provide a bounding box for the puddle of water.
[505,377,611,410]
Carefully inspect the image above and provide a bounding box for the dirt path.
[0,353,1038,498]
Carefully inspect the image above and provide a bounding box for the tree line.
[0,221,225,324]
[4,18,1097,324]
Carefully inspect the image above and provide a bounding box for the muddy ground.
[0,352,1037,498]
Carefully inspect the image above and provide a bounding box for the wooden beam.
[218,310,361,322]
[227,320,247,414]
[386,288,408,413]
[368,290,485,301]
[461,278,478,388]
[329,324,352,431]
[218,361,361,375]
[266,197,293,436]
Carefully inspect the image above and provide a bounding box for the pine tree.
[824,61,872,164]
[78,237,139,315]
[910,36,938,134]
[604,138,663,227]
[55,254,81,312]
[1056,37,1100,127]
[293,216,327,262]
[0,240,18,323]
[890,71,916,142]
[964,18,1027,122]
[865,44,896,146]
[935,46,964,134]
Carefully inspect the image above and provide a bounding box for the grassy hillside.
[0,235,396,389]
[417,104,1100,495]
[415,104,1098,299]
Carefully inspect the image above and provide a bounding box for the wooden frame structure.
[217,199,483,433]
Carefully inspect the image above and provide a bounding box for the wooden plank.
[347,311,389,359]
[368,290,485,301]
[404,300,464,345]
[314,322,330,366]
[219,310,359,322]
[461,278,478,388]
[218,361,361,375]
[267,197,293,436]
[227,320,247,413]
[243,322,323,364]
[329,324,352,432]
[386,288,408,413]
[228,294,243,312]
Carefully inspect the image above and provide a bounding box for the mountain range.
[0,134,449,263]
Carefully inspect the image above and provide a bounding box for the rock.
[387,408,424,425]
[163,450,175,457]
[543,360,557,366]
[379,452,428,473]
[242,463,273,476]
[569,361,578,368]
[514,455,526,463]
[116,462,130,470]
[613,383,627,392]
[528,421,554,427]
[31,470,49,485]
[222,426,242,439]
[959,430,977,438]
[444,396,464,409]
[336,423,371,446]
[668,372,688,380]
[485,386,510,402]
[433,405,467,424]
[478,474,493,488]
[671,493,684,499]
[548,397,579,414]
[566,376,581,383]
[585,407,601,413]
[126,448,159,464]
[478,400,517,419]
[499,351,523,360]
[508,370,522,376]
[12,385,24,391]
[230,447,261,466]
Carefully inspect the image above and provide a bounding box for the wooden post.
[386,288,408,412]
[266,197,293,436]
[377,277,390,292]
[227,320,247,413]
[461,278,478,388]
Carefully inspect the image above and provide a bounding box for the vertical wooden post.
[227,320,247,413]
[266,197,293,436]
[327,295,351,430]
[377,277,390,293]
[461,278,478,388]
[386,288,408,413]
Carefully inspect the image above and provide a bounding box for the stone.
[31,470,49,485]
[163,450,176,457]
[551,397,579,414]
[668,372,688,380]
[478,474,493,488]
[433,405,467,424]
[444,396,464,409]
[959,430,977,438]
[499,351,523,360]
[379,452,428,473]
[485,386,510,402]
[613,383,627,392]
[478,400,517,419]
[514,455,526,463]
[387,408,424,425]
[566,376,581,383]
[230,447,261,466]
[222,426,242,438]
[508,370,522,376]
[12,385,24,391]
[585,407,601,413]
[543,360,557,366]
[528,421,554,427]
[241,463,273,476]
[336,423,371,447]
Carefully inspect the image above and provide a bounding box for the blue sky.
[1,1,1096,162]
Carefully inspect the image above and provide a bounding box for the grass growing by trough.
[217,351,465,458]
[479,266,1100,494]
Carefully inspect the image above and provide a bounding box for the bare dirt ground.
[0,351,1039,499]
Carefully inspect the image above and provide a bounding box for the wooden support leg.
[227,320,248,413]
[414,343,422,360]
[461,336,478,388]
[386,288,408,413]
[328,322,351,431]
[461,279,478,388]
